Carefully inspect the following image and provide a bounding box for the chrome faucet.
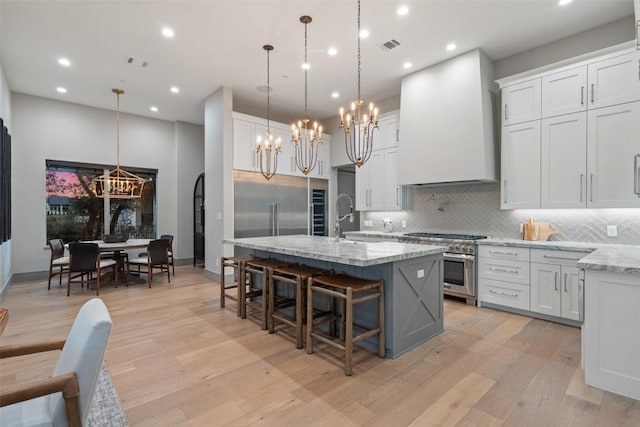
[335,193,354,241]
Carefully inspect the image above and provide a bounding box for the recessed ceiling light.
[403,62,412,69]
[150,106,159,112]
[58,58,71,67]
[446,43,457,52]
[170,86,180,94]
[331,92,339,98]
[558,0,573,5]
[359,29,369,39]
[302,62,311,70]
[56,87,67,93]
[328,47,338,56]
[397,5,409,16]
[162,27,175,38]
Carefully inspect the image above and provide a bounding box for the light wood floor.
[1,266,639,426]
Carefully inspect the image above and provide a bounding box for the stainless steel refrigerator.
[234,170,327,243]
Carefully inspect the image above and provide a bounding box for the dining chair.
[47,239,69,290]
[0,298,113,427]
[67,243,118,296]
[126,239,171,287]
[160,234,175,276]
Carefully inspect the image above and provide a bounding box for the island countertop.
[224,235,446,267]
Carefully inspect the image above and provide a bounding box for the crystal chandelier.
[256,44,281,181]
[291,15,322,175]
[338,0,379,167]
[92,89,146,198]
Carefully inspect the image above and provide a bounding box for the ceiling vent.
[381,39,401,51]
[124,56,149,68]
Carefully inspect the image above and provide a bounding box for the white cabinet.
[502,78,541,125]
[355,113,403,211]
[584,269,640,401]
[530,249,584,321]
[587,101,640,208]
[477,246,531,311]
[355,150,384,211]
[501,121,541,209]
[540,112,587,208]
[233,118,259,172]
[307,134,331,180]
[587,51,640,110]
[541,67,587,118]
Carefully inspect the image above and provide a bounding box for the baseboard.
[203,269,221,282]
[10,270,49,283]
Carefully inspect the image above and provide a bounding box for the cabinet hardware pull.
[637,22,640,52]
[543,255,580,261]
[503,180,508,204]
[489,250,518,256]
[489,266,519,274]
[590,83,594,103]
[580,174,584,203]
[564,273,568,292]
[489,289,518,298]
[580,86,584,105]
[554,272,558,291]
[396,186,399,206]
[590,174,594,202]
[504,104,508,121]
[634,154,640,195]
[396,129,399,143]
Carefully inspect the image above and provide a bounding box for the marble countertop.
[477,238,599,252]
[577,246,640,276]
[223,235,446,267]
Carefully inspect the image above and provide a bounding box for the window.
[46,161,156,242]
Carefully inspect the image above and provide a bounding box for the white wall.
[11,93,179,274]
[175,121,204,260]
[0,60,12,294]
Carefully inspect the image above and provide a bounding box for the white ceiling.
[0,0,634,126]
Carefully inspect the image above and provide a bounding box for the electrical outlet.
[215,258,219,266]
[607,225,618,237]
[402,220,407,229]
[417,269,424,278]
[216,212,222,220]
[519,223,524,233]
[364,220,373,227]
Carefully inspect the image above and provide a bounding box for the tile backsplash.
[362,183,640,245]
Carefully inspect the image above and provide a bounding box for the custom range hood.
[398,49,498,186]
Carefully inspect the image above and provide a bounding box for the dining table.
[69,239,151,274]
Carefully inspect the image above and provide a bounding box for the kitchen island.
[223,235,446,357]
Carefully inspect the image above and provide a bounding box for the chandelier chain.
[116,91,121,167]
[304,20,308,115]
[357,0,361,100]
[266,47,271,131]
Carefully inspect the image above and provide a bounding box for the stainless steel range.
[400,232,487,305]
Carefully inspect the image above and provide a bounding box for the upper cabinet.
[233,112,330,180]
[502,79,541,124]
[498,47,640,209]
[398,49,497,185]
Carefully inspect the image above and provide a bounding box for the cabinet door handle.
[489,266,519,274]
[396,186,400,206]
[580,174,584,203]
[634,154,640,195]
[504,104,508,121]
[590,83,595,103]
[396,129,399,143]
[637,22,640,52]
[543,255,581,261]
[564,273,568,292]
[489,250,518,256]
[590,174,594,202]
[489,289,518,298]
[554,272,558,291]
[580,86,584,105]
[503,180,508,204]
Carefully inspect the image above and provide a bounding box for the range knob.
[454,244,462,252]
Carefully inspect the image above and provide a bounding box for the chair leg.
[171,257,175,276]
[48,263,53,290]
[220,261,226,308]
[167,263,170,283]
[147,262,152,288]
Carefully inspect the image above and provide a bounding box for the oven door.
[443,253,475,297]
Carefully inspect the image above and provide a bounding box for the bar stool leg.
[260,268,269,330]
[240,267,247,319]
[306,277,314,354]
[220,261,227,308]
[378,284,386,358]
[295,275,304,349]
[345,287,353,376]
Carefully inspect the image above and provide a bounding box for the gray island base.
[224,235,446,358]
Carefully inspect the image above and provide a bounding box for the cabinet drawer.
[530,249,588,267]
[478,245,530,262]
[478,257,530,285]
[479,279,531,311]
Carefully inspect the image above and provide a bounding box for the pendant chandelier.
[338,0,379,167]
[92,89,146,198]
[256,44,281,181]
[291,15,322,175]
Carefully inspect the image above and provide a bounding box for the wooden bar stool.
[306,273,385,376]
[241,258,289,330]
[269,264,329,349]
[220,255,256,316]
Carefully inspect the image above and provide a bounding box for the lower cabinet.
[478,245,587,324]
